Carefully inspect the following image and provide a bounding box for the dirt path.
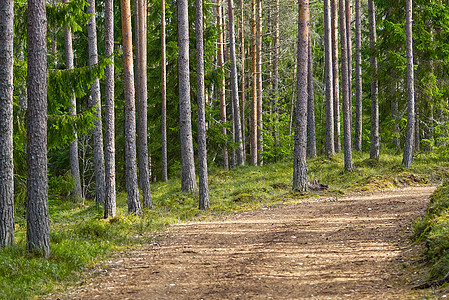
[66,186,435,299]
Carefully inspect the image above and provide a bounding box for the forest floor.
[61,185,439,299]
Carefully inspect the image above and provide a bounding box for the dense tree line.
[1,0,449,255]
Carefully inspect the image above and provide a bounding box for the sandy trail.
[66,186,435,299]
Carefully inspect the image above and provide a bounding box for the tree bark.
[250,0,258,166]
[178,0,198,192]
[307,37,317,158]
[368,0,379,160]
[228,0,244,166]
[26,0,50,257]
[345,0,352,114]
[331,0,341,153]
[104,0,116,218]
[273,0,280,148]
[339,0,353,171]
[256,0,263,166]
[402,0,415,168]
[293,0,309,192]
[354,0,362,152]
[161,0,168,182]
[196,0,210,210]
[391,83,400,150]
[217,0,229,170]
[0,0,14,248]
[121,0,142,214]
[136,0,152,208]
[324,0,334,157]
[240,0,246,164]
[87,0,106,207]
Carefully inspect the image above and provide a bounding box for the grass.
[1,150,448,299]
[413,181,449,280]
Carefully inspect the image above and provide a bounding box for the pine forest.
[2,0,449,298]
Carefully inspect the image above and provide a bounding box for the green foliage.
[413,181,449,280]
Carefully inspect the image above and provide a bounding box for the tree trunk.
[293,0,309,192]
[354,0,362,152]
[307,37,317,158]
[161,0,168,182]
[0,0,14,248]
[178,0,198,192]
[228,0,244,166]
[415,108,420,152]
[331,0,341,153]
[196,0,210,210]
[136,0,152,208]
[273,0,280,148]
[402,0,415,168]
[250,0,258,166]
[121,0,142,214]
[256,0,263,166]
[87,0,106,207]
[289,53,296,137]
[339,0,353,171]
[324,0,334,157]
[391,84,400,150]
[217,0,229,170]
[26,0,50,257]
[104,0,116,218]
[63,0,82,201]
[240,0,246,164]
[368,0,379,160]
[345,0,352,114]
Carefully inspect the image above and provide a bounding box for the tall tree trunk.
[161,0,168,182]
[345,0,352,113]
[250,0,258,165]
[368,0,379,160]
[391,83,400,150]
[87,0,106,207]
[0,0,14,248]
[240,0,246,164]
[293,0,309,192]
[217,0,229,169]
[63,0,82,201]
[26,0,50,256]
[331,0,341,153]
[339,0,353,171]
[136,0,152,208]
[288,57,296,137]
[273,0,280,148]
[104,0,116,218]
[402,0,415,168]
[228,0,244,166]
[354,0,362,152]
[178,0,198,191]
[121,0,142,214]
[307,37,317,158]
[256,0,263,166]
[324,0,334,157]
[196,0,210,210]
[415,107,420,152]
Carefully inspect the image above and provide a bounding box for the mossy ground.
[1,151,448,299]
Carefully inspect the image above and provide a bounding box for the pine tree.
[121,0,142,214]
[324,0,334,157]
[0,0,14,248]
[26,0,50,257]
[354,0,363,152]
[178,0,197,192]
[196,0,210,210]
[368,0,379,160]
[402,0,415,168]
[161,0,168,182]
[104,0,116,218]
[293,0,309,192]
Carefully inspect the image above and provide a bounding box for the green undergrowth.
[1,151,448,299]
[413,181,449,281]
